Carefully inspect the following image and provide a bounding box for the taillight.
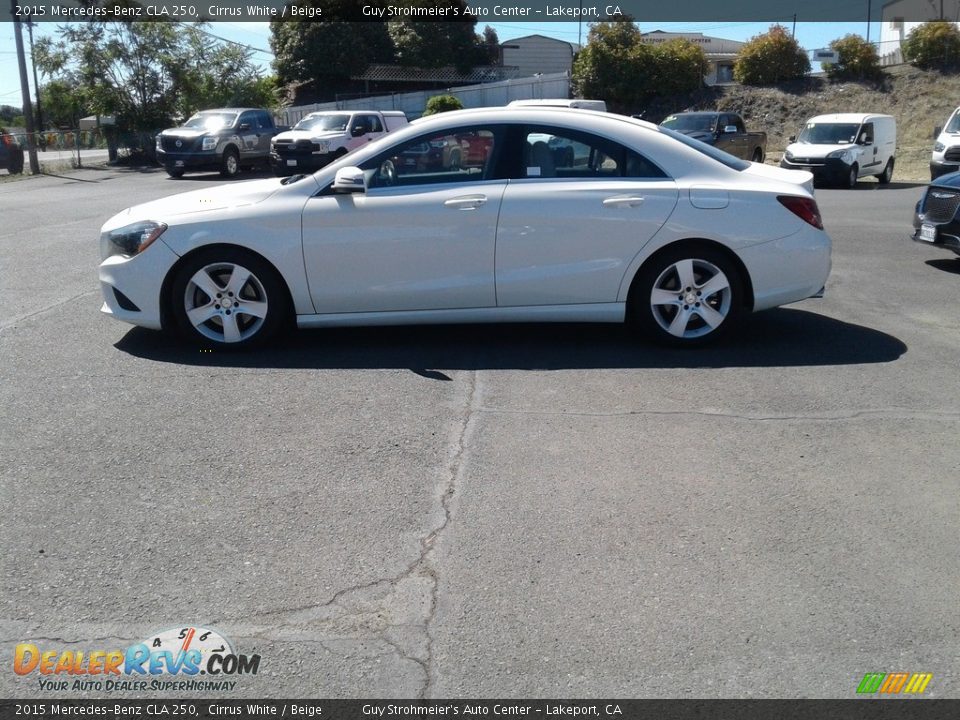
[777,195,823,230]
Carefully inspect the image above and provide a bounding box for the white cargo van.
[930,107,960,179]
[780,113,896,188]
[508,99,607,112]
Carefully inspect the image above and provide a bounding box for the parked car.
[659,112,766,162]
[0,129,24,174]
[911,172,960,256]
[781,113,896,188]
[270,111,407,176]
[396,130,494,173]
[98,107,830,350]
[930,106,960,180]
[155,108,289,179]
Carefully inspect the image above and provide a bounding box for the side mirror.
[788,135,796,143]
[238,123,251,131]
[332,166,366,193]
[934,125,943,139]
[351,126,367,137]
[860,132,872,145]
[723,125,738,134]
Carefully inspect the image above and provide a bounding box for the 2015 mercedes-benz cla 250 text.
[99,107,832,350]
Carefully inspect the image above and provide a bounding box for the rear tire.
[631,245,744,347]
[8,148,24,174]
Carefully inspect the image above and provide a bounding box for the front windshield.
[660,114,717,133]
[184,113,237,130]
[294,114,350,132]
[797,122,860,144]
[945,110,960,133]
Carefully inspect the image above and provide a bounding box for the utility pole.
[26,19,43,141]
[792,14,797,37]
[866,0,871,43]
[12,1,39,174]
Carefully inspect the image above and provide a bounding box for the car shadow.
[114,308,906,372]
[925,258,960,275]
[167,168,276,182]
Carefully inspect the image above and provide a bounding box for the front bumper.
[911,221,960,255]
[270,151,334,175]
[930,160,960,181]
[99,239,181,331]
[156,149,221,172]
[780,157,852,185]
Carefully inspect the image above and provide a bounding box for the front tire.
[220,148,240,178]
[631,246,744,347]
[8,148,23,174]
[751,148,763,163]
[845,163,858,189]
[165,167,184,178]
[170,248,289,349]
[877,159,894,184]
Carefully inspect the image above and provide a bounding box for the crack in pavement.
[207,370,480,697]
[475,407,960,423]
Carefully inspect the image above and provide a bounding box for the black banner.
[2,0,957,23]
[2,700,960,720]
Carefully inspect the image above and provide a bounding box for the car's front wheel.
[220,148,240,178]
[632,246,744,347]
[170,249,289,349]
[845,163,859,189]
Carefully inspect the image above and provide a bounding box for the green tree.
[389,1,478,73]
[423,94,463,115]
[734,25,810,85]
[651,39,707,96]
[572,19,654,113]
[270,2,394,89]
[475,25,501,65]
[902,21,960,70]
[823,34,883,81]
[39,79,88,129]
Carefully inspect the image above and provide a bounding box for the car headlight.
[155,135,162,151]
[201,137,218,151]
[827,149,853,163]
[934,141,945,153]
[312,140,330,154]
[784,149,794,161]
[100,221,168,259]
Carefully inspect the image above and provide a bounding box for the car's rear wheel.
[220,148,240,178]
[877,158,894,184]
[170,249,288,349]
[632,246,744,347]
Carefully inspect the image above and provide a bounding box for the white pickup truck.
[270,110,408,176]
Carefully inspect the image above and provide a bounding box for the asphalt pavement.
[0,168,957,699]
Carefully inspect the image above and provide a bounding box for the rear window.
[658,125,749,171]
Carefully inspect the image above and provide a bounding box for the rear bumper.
[739,226,832,311]
[270,151,334,175]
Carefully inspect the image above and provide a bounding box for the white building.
[500,35,578,78]
[879,0,960,64]
[640,31,744,85]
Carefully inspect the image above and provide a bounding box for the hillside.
[642,65,960,182]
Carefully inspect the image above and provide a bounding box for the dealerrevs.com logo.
[13,626,260,692]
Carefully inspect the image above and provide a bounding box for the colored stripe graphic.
[857,673,885,694]
[880,672,909,693]
[903,673,933,694]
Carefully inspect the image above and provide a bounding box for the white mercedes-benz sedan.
[99,106,831,349]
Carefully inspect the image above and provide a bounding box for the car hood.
[102,178,288,229]
[276,129,345,141]
[742,162,814,195]
[786,142,855,158]
[677,130,717,143]
[160,128,224,139]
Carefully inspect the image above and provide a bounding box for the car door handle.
[602,196,645,208]
[444,195,487,210]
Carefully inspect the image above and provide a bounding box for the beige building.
[640,31,744,85]
[501,30,744,86]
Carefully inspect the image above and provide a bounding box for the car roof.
[408,105,660,133]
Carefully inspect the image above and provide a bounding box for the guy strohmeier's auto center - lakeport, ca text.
[14,1,619,19]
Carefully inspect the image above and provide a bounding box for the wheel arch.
[159,242,296,332]
[625,238,755,315]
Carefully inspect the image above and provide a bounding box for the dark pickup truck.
[660,111,766,163]
[156,108,289,179]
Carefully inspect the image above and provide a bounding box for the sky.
[0,20,883,116]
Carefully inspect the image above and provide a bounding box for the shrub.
[902,21,960,70]
[423,95,463,116]
[734,25,811,85]
[824,34,883,81]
